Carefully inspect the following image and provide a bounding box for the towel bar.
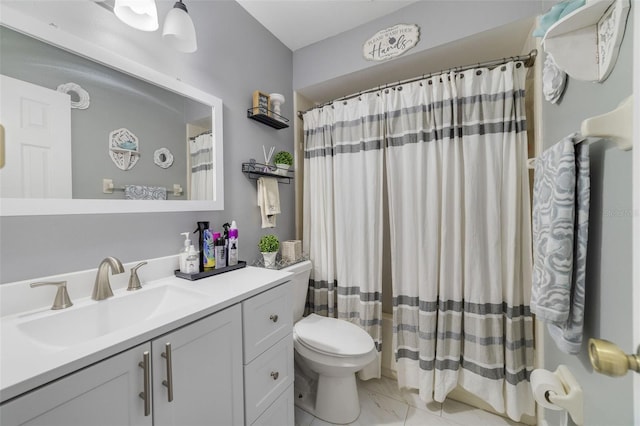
[102,179,184,196]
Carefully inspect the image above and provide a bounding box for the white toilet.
[284,260,376,424]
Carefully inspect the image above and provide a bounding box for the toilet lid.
[294,314,374,357]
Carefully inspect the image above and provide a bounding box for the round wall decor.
[154,148,174,168]
[57,82,91,109]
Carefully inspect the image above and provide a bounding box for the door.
[0,74,72,198]
[152,305,244,426]
[633,3,640,422]
[0,343,152,426]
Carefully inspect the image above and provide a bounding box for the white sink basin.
[17,285,205,348]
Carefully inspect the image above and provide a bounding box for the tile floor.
[294,376,526,426]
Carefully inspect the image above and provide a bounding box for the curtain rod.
[297,49,537,119]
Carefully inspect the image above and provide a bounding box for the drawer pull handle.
[138,351,151,416]
[270,371,279,380]
[161,342,174,402]
[269,314,279,323]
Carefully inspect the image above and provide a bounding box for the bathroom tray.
[174,261,247,281]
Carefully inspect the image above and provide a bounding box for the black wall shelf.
[242,162,293,184]
[247,107,290,129]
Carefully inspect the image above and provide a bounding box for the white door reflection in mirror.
[0,74,72,198]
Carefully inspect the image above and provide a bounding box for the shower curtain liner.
[303,60,535,421]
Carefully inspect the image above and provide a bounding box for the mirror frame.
[0,6,224,216]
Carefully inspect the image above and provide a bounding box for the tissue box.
[281,240,302,262]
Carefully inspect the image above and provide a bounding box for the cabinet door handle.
[138,351,151,416]
[269,314,279,323]
[161,342,174,402]
[270,371,279,380]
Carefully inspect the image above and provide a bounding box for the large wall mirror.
[0,7,224,215]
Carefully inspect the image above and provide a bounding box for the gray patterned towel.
[124,185,167,200]
[531,134,589,354]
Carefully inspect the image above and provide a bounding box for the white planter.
[275,163,290,176]
[261,252,278,268]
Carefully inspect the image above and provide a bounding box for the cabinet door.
[0,343,152,426]
[152,304,243,426]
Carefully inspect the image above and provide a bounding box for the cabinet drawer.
[251,384,294,426]
[244,334,294,425]
[242,281,292,363]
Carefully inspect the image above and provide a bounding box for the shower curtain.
[303,61,534,420]
[385,62,534,421]
[190,132,213,200]
[303,93,385,379]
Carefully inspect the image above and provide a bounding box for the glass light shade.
[162,5,197,53]
[114,0,159,32]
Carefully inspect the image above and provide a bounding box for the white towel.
[531,134,590,354]
[257,177,280,228]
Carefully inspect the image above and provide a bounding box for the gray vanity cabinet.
[0,342,152,426]
[242,281,295,425]
[0,304,244,426]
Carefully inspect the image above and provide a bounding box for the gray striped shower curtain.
[302,61,534,420]
[302,93,385,380]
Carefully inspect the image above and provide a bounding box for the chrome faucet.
[92,257,125,300]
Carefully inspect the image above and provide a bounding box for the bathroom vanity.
[0,257,294,426]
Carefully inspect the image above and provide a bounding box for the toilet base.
[315,373,361,424]
[294,360,362,425]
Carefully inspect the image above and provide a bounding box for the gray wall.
[0,1,295,283]
[540,15,634,426]
[293,0,550,91]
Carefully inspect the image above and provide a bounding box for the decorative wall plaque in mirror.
[0,7,224,216]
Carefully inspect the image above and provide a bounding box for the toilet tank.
[281,260,312,322]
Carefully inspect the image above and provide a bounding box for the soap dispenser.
[179,232,191,273]
[184,245,199,274]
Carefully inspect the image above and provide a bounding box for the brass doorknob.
[588,338,640,377]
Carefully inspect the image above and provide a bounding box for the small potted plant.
[258,234,279,268]
[273,150,293,175]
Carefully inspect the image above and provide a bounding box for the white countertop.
[0,259,292,403]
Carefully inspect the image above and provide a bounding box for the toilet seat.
[294,314,374,357]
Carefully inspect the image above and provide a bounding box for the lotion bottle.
[185,245,199,274]
[179,232,192,273]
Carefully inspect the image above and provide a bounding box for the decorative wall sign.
[57,82,90,109]
[109,128,139,171]
[154,147,174,168]
[363,24,420,62]
[252,90,270,116]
